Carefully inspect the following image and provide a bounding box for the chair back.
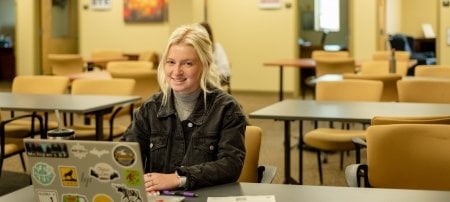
[371,115,450,125]
[311,50,350,59]
[397,79,450,103]
[359,60,409,76]
[372,51,410,61]
[316,80,383,101]
[48,54,84,76]
[414,65,450,78]
[106,61,159,103]
[343,73,402,102]
[314,57,356,77]
[12,75,70,94]
[71,78,135,96]
[366,124,450,190]
[91,50,123,59]
[238,126,262,183]
[138,51,159,69]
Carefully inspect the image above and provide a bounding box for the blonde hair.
[157,23,222,106]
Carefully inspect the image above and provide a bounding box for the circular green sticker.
[32,162,56,186]
[113,145,136,167]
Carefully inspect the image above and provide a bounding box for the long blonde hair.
[157,24,222,106]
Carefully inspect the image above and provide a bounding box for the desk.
[4,183,450,202]
[0,92,140,140]
[66,71,112,82]
[249,99,450,184]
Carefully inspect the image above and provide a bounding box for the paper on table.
[207,195,276,202]
[422,23,435,39]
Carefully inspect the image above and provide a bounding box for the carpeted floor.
[0,81,366,196]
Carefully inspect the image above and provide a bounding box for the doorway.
[40,0,79,75]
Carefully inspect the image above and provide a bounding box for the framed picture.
[124,0,168,22]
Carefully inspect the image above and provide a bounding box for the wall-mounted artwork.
[124,0,168,22]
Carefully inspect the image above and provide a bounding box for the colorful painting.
[124,0,168,22]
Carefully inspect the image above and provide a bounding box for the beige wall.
[401,0,437,37]
[349,0,377,60]
[15,0,39,75]
[438,1,450,65]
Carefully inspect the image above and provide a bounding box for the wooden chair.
[9,75,70,137]
[397,79,450,103]
[0,113,43,176]
[238,126,277,183]
[414,65,450,78]
[106,61,159,114]
[303,80,383,184]
[372,51,410,61]
[311,50,350,59]
[48,54,85,76]
[359,60,409,76]
[346,123,450,190]
[343,73,402,102]
[70,78,135,141]
[138,51,159,69]
[90,50,124,70]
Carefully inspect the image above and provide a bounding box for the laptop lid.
[24,138,148,202]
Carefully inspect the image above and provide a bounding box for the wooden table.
[249,99,450,184]
[3,183,450,202]
[264,58,316,101]
[66,71,112,82]
[264,58,417,101]
[0,92,140,140]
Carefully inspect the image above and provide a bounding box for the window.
[314,0,340,32]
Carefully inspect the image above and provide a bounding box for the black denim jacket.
[123,88,246,190]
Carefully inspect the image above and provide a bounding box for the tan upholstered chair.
[397,79,450,103]
[48,54,85,76]
[138,51,159,69]
[346,123,450,190]
[304,80,383,184]
[414,65,450,78]
[359,60,409,76]
[106,61,159,109]
[343,73,402,102]
[372,51,410,61]
[0,113,43,176]
[9,75,70,137]
[311,50,350,59]
[238,126,276,183]
[314,57,356,77]
[70,78,135,141]
[90,50,125,70]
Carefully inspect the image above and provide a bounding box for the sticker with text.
[59,166,79,187]
[25,142,68,158]
[90,162,120,182]
[70,142,88,159]
[90,147,109,158]
[33,162,56,186]
[113,145,136,167]
[36,189,58,202]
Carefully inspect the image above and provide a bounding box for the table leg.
[283,120,291,184]
[298,120,304,185]
[279,65,284,101]
[95,112,104,141]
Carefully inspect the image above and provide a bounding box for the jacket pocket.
[191,133,219,163]
[148,133,168,171]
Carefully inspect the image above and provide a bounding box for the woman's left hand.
[144,172,181,193]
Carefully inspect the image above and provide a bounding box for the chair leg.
[340,152,344,170]
[19,152,26,172]
[316,151,323,184]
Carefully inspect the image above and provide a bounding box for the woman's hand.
[143,172,181,194]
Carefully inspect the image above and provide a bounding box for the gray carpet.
[0,85,366,195]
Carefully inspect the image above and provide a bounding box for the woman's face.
[165,43,202,94]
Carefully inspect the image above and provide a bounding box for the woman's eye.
[166,60,175,65]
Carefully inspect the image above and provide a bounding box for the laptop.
[24,138,184,202]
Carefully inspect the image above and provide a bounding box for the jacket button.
[209,145,214,151]
[150,143,154,148]
[187,122,193,128]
